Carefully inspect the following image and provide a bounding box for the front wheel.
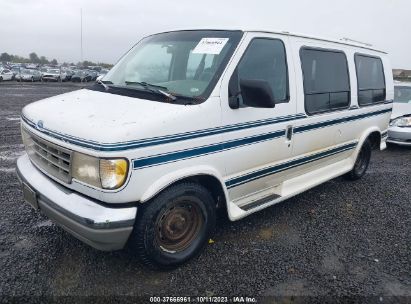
[345,139,372,180]
[131,182,216,269]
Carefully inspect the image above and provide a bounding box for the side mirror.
[228,70,240,109]
[240,79,275,108]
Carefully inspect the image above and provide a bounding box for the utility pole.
[80,8,83,66]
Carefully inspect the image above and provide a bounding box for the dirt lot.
[0,82,410,302]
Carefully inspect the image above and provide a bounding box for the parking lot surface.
[0,82,410,301]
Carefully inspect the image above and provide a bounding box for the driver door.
[220,33,298,205]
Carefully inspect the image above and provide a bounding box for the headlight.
[390,116,411,127]
[72,153,129,189]
[100,159,128,189]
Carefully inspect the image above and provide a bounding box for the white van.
[16,29,393,268]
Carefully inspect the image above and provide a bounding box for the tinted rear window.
[355,54,386,106]
[301,48,350,114]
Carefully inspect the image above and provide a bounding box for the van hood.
[391,103,411,119]
[22,89,210,149]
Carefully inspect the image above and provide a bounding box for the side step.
[240,193,281,211]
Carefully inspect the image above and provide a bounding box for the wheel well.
[367,131,381,150]
[164,175,227,210]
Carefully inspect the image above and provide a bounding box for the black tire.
[345,139,372,181]
[131,182,216,269]
[0,76,2,82]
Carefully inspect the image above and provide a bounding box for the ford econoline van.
[16,29,393,268]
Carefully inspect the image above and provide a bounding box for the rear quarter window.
[355,54,386,106]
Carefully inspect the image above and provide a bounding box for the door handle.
[286,125,293,141]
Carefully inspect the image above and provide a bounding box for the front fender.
[139,165,229,203]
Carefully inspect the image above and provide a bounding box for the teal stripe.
[294,108,391,134]
[22,103,391,154]
[132,129,285,169]
[22,113,304,151]
[226,142,357,189]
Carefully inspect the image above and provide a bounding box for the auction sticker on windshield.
[192,38,229,54]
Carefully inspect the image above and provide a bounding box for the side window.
[237,38,289,104]
[300,48,350,115]
[355,54,386,106]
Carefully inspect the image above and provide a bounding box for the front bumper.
[16,154,137,251]
[42,76,59,81]
[387,126,411,146]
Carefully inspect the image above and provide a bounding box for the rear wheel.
[345,139,372,180]
[131,182,216,269]
[0,76,3,82]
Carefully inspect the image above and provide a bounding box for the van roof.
[154,28,387,54]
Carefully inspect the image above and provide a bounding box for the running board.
[240,193,281,211]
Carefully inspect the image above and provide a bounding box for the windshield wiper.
[96,79,111,91]
[125,81,177,101]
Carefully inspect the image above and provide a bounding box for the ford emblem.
[37,120,44,129]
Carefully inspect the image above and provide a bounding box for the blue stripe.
[294,108,391,134]
[226,142,357,189]
[22,113,304,151]
[22,104,391,157]
[132,130,285,169]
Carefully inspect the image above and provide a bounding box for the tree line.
[0,52,113,68]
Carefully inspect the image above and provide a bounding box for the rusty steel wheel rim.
[155,199,204,253]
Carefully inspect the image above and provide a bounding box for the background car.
[71,70,92,82]
[42,68,63,82]
[39,67,49,77]
[96,68,109,81]
[64,69,74,81]
[0,68,14,81]
[11,66,22,78]
[87,70,98,81]
[387,82,411,146]
[16,69,42,82]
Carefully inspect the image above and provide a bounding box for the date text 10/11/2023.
[149,296,257,303]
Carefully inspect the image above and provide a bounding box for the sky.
[0,0,410,69]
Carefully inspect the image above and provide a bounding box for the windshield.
[48,69,60,73]
[394,86,411,104]
[103,30,242,101]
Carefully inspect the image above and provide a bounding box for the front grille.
[22,127,73,183]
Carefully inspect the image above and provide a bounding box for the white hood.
[22,89,213,145]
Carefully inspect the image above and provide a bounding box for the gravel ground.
[0,82,410,302]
